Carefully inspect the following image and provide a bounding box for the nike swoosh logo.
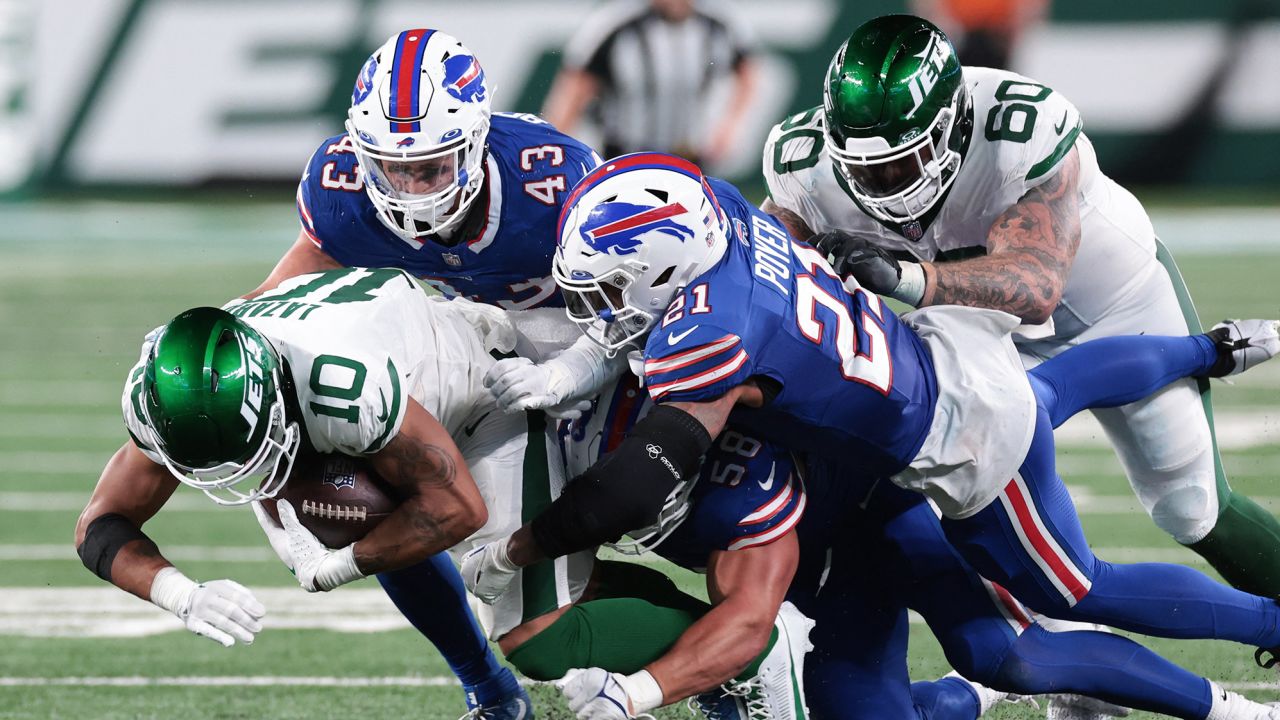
[667,325,700,345]
[462,412,490,437]
[757,462,776,491]
[1054,111,1069,135]
[375,390,389,424]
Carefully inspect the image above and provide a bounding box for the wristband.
[891,261,926,306]
[619,669,665,714]
[314,544,366,591]
[489,537,519,573]
[150,566,197,617]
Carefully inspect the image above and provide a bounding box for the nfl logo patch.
[322,458,357,490]
[902,220,924,241]
[442,252,463,267]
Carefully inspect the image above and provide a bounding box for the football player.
[246,27,620,418]
[76,268,583,720]
[761,14,1280,600]
[460,153,1280,704]
[490,322,1280,720]
[226,27,621,717]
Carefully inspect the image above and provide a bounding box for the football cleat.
[690,602,815,719]
[1202,680,1280,719]
[1046,693,1131,720]
[459,671,534,720]
[1204,319,1280,377]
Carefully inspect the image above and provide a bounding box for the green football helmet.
[138,307,300,505]
[824,14,972,223]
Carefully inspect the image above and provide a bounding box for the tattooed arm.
[761,197,816,243]
[357,400,488,574]
[921,146,1082,324]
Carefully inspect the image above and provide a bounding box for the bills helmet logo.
[396,137,416,148]
[442,54,487,103]
[321,457,358,491]
[352,55,378,104]
[580,201,693,256]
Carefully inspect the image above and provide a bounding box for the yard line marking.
[0,492,214,512]
[10,490,1280,516]
[0,588,410,637]
[0,544,277,562]
[0,676,466,687]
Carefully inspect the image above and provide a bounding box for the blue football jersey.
[296,112,600,309]
[654,430,806,572]
[641,178,940,479]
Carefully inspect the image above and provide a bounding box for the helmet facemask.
[608,477,697,555]
[830,85,967,223]
[553,256,660,355]
[140,316,302,506]
[346,115,489,239]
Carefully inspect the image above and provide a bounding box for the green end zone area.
[3,201,1280,718]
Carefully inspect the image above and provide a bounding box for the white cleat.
[1205,319,1280,377]
[1204,681,1280,719]
[690,602,815,719]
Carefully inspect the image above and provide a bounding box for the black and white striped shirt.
[564,0,753,161]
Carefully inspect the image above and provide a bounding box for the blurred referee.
[543,0,757,169]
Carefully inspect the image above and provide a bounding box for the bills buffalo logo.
[732,218,749,246]
[396,137,416,148]
[580,202,693,256]
[352,55,378,104]
[322,457,358,491]
[442,54,487,103]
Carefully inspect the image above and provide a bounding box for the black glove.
[812,231,902,295]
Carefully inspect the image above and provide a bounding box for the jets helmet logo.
[580,201,694,257]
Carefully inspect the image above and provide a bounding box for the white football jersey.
[123,268,500,461]
[764,67,1158,340]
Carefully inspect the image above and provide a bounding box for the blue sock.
[910,676,980,720]
[1029,334,1216,428]
[992,624,1212,719]
[376,553,511,703]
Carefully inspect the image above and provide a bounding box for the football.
[264,453,399,549]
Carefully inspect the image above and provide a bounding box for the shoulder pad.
[643,293,752,404]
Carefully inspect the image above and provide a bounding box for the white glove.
[555,667,662,719]
[150,567,265,647]
[460,538,520,604]
[484,357,589,419]
[252,500,295,572]
[256,499,364,592]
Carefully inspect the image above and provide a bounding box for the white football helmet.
[553,153,729,355]
[346,29,492,240]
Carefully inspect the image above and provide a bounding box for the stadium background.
[3,0,1280,717]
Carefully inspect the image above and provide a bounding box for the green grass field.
[3,200,1280,718]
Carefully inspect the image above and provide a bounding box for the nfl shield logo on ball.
[322,458,357,490]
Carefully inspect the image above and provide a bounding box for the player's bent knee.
[1150,485,1217,544]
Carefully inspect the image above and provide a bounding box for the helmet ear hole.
[650,266,676,288]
